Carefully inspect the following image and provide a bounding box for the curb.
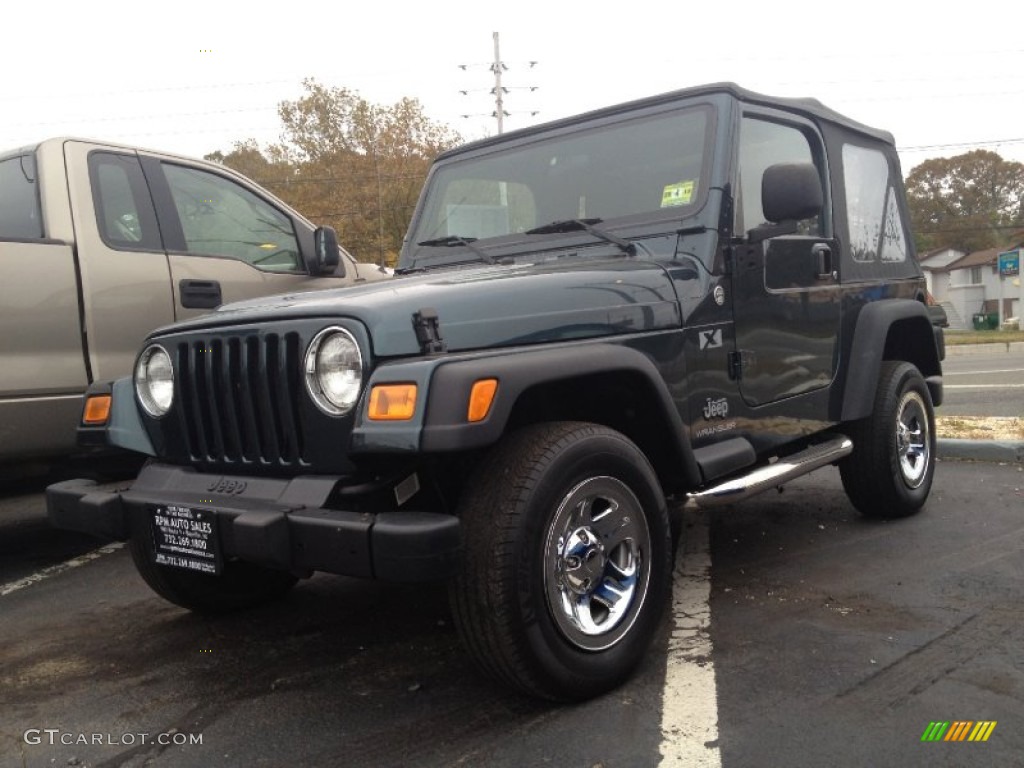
[944,341,1024,356]
[937,438,1024,464]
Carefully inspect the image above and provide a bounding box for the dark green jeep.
[48,83,944,702]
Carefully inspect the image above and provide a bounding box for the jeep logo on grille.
[206,477,247,495]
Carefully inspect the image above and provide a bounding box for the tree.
[906,150,1024,254]
[206,79,461,265]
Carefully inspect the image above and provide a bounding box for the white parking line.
[944,384,1024,389]
[659,506,721,767]
[0,542,124,597]
[946,369,1024,376]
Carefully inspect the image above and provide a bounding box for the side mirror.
[312,226,343,277]
[747,163,822,243]
[762,163,822,223]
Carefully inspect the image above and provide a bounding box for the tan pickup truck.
[0,138,387,465]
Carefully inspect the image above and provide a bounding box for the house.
[922,242,1023,329]
[917,247,966,328]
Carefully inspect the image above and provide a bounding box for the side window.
[0,154,42,239]
[842,144,907,265]
[737,118,823,236]
[89,152,162,250]
[162,164,302,272]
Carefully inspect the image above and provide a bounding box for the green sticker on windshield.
[662,180,696,208]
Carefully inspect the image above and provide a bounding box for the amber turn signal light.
[83,395,112,425]
[368,384,417,421]
[467,379,498,423]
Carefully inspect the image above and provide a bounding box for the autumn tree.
[207,79,461,265]
[906,150,1024,253]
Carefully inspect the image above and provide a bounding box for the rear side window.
[89,152,163,251]
[162,163,302,272]
[841,144,910,280]
[0,154,42,239]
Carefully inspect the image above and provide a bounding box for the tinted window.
[90,153,162,250]
[0,154,42,239]
[737,118,822,235]
[163,164,302,272]
[409,107,712,250]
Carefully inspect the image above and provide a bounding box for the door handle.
[811,244,834,280]
[179,279,222,309]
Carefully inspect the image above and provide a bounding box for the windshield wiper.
[524,218,636,256]
[416,234,494,264]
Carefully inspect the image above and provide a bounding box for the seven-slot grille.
[174,332,307,467]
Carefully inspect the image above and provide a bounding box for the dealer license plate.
[150,504,223,575]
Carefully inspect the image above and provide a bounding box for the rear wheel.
[840,361,935,518]
[449,421,671,701]
[129,536,297,614]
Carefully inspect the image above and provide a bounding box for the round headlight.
[135,344,174,418]
[304,327,362,416]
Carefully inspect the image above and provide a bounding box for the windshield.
[405,105,713,264]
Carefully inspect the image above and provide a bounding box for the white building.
[922,243,1023,330]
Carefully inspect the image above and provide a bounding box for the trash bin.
[972,313,988,330]
[985,312,1000,329]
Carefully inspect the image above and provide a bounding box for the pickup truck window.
[163,163,303,272]
[0,154,42,239]
[90,152,162,250]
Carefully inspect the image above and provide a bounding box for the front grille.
[175,333,306,467]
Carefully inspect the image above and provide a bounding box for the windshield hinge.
[412,308,447,354]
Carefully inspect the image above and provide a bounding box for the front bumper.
[46,463,460,582]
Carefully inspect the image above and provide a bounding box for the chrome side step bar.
[686,435,853,509]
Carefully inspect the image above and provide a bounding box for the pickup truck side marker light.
[468,379,499,422]
[368,384,418,421]
[83,395,112,425]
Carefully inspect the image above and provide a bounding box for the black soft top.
[439,82,893,161]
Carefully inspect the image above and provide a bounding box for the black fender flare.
[420,342,702,489]
[840,299,942,422]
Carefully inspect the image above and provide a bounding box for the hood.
[160,259,681,357]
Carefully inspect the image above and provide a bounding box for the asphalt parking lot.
[1,457,1021,768]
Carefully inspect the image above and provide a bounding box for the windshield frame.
[401,100,718,270]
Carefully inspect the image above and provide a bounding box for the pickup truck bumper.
[46,463,461,582]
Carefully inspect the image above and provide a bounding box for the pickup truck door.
[729,113,840,407]
[137,155,344,321]
[64,142,177,384]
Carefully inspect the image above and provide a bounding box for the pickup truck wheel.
[128,536,297,614]
[840,361,935,519]
[449,421,671,701]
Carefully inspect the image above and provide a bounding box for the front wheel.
[840,361,936,518]
[449,422,672,701]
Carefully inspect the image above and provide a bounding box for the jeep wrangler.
[48,83,944,702]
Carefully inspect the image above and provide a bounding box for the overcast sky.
[3,0,1022,173]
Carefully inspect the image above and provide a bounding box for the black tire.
[129,536,297,614]
[840,361,936,519]
[449,421,672,702]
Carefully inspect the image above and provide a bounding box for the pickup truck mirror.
[312,226,344,277]
[747,163,823,243]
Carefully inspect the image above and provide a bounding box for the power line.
[458,32,538,134]
[898,137,1024,152]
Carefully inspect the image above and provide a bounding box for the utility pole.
[492,31,506,135]
[458,33,537,136]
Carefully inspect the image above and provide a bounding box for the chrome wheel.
[895,390,930,489]
[543,476,651,651]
